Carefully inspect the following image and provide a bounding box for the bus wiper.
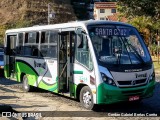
[127,43,145,64]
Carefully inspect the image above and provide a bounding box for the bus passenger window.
[23,32,39,57]
[50,31,58,43]
[32,46,38,56]
[24,46,32,56]
[17,33,23,55]
[75,34,93,70]
[40,30,58,58]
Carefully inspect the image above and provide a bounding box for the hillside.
[0,0,76,45]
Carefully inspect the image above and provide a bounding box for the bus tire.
[22,75,32,92]
[80,86,95,110]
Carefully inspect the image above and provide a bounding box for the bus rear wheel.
[80,86,95,110]
[22,75,32,92]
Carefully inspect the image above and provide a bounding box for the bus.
[4,20,155,110]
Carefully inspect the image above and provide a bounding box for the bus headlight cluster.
[101,73,116,86]
[149,72,155,82]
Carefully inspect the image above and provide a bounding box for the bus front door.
[5,35,17,78]
[58,31,74,93]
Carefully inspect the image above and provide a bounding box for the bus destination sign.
[95,27,129,36]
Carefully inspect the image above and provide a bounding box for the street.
[0,76,160,120]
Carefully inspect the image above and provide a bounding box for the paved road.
[0,77,160,120]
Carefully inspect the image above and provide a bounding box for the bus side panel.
[16,60,38,84]
[73,63,97,104]
[16,58,58,93]
[4,55,9,78]
[37,59,58,93]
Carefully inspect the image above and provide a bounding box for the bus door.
[58,31,75,94]
[5,34,17,78]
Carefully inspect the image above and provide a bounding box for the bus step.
[62,92,70,97]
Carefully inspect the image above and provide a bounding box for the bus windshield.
[88,25,151,65]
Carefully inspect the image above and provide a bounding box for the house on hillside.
[107,13,127,22]
[93,2,127,22]
[94,2,117,20]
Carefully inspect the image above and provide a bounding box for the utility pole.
[48,3,51,24]
[48,3,55,25]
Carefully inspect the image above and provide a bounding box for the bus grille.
[121,89,145,96]
[117,79,147,87]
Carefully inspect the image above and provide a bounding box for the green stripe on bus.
[73,71,83,74]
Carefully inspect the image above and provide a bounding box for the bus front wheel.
[22,75,32,92]
[80,86,95,110]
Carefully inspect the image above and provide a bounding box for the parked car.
[0,48,4,77]
[0,53,4,69]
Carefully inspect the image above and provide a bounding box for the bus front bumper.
[97,81,155,104]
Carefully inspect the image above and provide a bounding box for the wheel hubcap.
[83,91,92,107]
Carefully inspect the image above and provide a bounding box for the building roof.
[107,13,127,23]
[94,2,116,9]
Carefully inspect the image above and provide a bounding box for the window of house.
[100,17,105,20]
[111,9,116,13]
[100,9,105,13]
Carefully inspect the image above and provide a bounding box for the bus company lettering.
[95,28,128,36]
[135,73,147,78]
[125,69,142,72]
[34,61,46,69]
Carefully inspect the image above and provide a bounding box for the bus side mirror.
[75,29,86,35]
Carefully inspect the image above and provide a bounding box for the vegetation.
[118,0,160,53]
[0,0,76,45]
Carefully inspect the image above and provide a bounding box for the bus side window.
[23,32,39,57]
[16,33,23,55]
[40,31,58,58]
[75,33,93,70]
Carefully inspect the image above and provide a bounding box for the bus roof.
[6,20,133,33]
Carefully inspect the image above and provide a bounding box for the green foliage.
[6,20,32,29]
[0,20,32,46]
[118,0,159,20]
[118,0,160,45]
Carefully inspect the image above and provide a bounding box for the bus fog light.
[103,77,107,82]
[108,79,113,84]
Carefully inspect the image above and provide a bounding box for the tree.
[118,0,159,20]
[117,0,160,45]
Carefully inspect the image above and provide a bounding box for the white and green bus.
[4,20,155,109]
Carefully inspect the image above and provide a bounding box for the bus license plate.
[129,96,139,101]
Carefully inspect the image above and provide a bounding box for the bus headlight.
[149,72,155,82]
[101,73,116,86]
